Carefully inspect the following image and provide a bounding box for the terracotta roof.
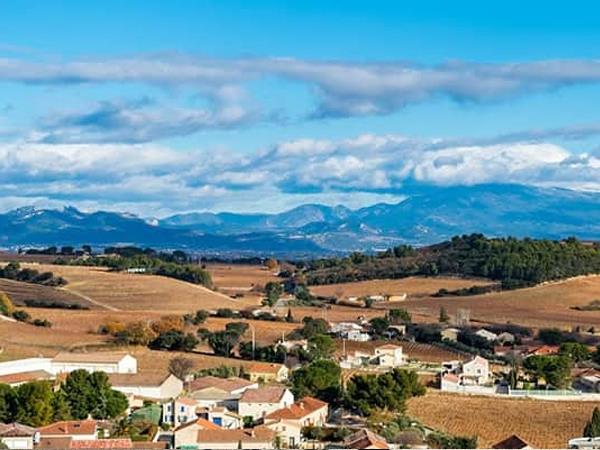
[0,422,37,437]
[265,397,327,421]
[344,429,389,449]
[174,418,221,432]
[0,370,53,385]
[39,420,97,436]
[245,362,285,374]
[195,427,275,444]
[187,376,254,393]
[69,439,133,449]
[108,372,173,387]
[37,437,74,449]
[240,386,288,403]
[492,434,531,449]
[526,345,559,356]
[442,373,460,383]
[176,397,198,407]
[131,442,168,449]
[52,352,131,364]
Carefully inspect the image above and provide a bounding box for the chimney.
[299,401,305,409]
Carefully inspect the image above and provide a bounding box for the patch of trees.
[24,245,91,256]
[0,262,67,287]
[523,355,572,389]
[23,299,89,310]
[573,299,600,311]
[193,365,249,379]
[301,234,600,289]
[0,370,127,427]
[291,360,341,403]
[0,292,51,327]
[345,369,425,416]
[538,328,600,346]
[433,284,500,297]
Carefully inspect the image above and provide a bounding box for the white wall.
[0,358,52,376]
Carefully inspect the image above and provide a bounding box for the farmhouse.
[0,423,38,450]
[196,406,243,429]
[245,362,288,383]
[108,372,183,401]
[330,322,370,342]
[51,352,137,374]
[162,397,198,428]
[441,356,491,391]
[264,397,328,448]
[373,344,406,367]
[238,386,294,421]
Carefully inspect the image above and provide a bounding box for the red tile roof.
[0,422,37,437]
[195,427,274,444]
[239,386,288,403]
[344,429,389,449]
[174,418,221,432]
[187,376,254,393]
[0,370,53,385]
[69,439,133,449]
[265,397,327,421]
[39,420,97,436]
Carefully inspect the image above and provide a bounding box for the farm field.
[207,263,278,292]
[7,263,254,312]
[310,276,492,299]
[0,278,93,309]
[394,275,600,329]
[337,339,466,363]
[407,392,600,448]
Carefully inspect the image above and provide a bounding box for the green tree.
[291,360,341,403]
[0,292,15,316]
[307,334,335,360]
[523,355,572,389]
[61,370,127,420]
[389,309,411,324]
[0,384,15,422]
[559,342,591,363]
[584,407,600,437]
[299,317,329,339]
[264,282,283,307]
[51,390,72,421]
[208,330,241,357]
[439,306,450,323]
[14,381,54,426]
[369,317,390,337]
[61,370,93,419]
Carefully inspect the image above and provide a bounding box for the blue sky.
[1,1,600,216]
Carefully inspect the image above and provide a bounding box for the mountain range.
[1,184,599,256]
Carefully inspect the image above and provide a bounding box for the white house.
[0,358,52,377]
[162,397,198,427]
[461,356,491,385]
[198,406,243,430]
[187,376,258,410]
[475,329,498,342]
[374,344,407,368]
[441,327,461,342]
[264,397,328,448]
[0,423,38,450]
[108,372,183,401]
[238,386,294,421]
[50,352,137,374]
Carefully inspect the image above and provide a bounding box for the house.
[162,397,198,428]
[108,372,183,401]
[173,418,221,448]
[374,344,406,367]
[193,427,275,450]
[574,374,600,393]
[0,370,54,387]
[51,352,137,374]
[238,386,294,421]
[344,429,389,449]
[475,329,498,342]
[264,397,328,448]
[340,350,376,369]
[568,437,600,449]
[461,356,490,385]
[275,339,308,351]
[0,358,53,377]
[196,406,243,429]
[497,332,516,345]
[525,345,560,357]
[245,363,289,383]
[441,327,460,342]
[492,435,532,449]
[187,376,258,410]
[329,322,371,341]
[38,420,98,441]
[0,423,38,450]
[440,373,460,391]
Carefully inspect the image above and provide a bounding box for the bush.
[32,319,52,328]
[12,310,31,322]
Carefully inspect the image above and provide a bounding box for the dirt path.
[58,286,121,311]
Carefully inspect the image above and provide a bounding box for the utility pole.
[251,325,256,360]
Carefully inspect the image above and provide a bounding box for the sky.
[1,0,600,217]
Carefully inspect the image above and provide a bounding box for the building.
[162,397,198,428]
[245,363,289,383]
[51,352,137,374]
[0,423,38,450]
[173,418,221,448]
[196,406,243,429]
[344,429,389,449]
[441,327,460,342]
[187,376,258,410]
[238,386,294,421]
[108,372,183,401]
[497,332,516,345]
[193,427,275,450]
[525,345,560,357]
[38,420,98,441]
[460,355,490,385]
[492,435,532,449]
[0,370,54,387]
[373,344,406,367]
[264,397,328,448]
[474,329,498,342]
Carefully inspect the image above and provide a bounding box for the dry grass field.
[407,392,600,448]
[393,275,600,329]
[310,276,492,299]
[0,278,93,308]
[9,263,254,312]
[207,263,278,290]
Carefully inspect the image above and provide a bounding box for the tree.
[51,389,72,421]
[538,328,564,345]
[389,309,411,325]
[60,370,93,420]
[439,306,450,323]
[0,292,15,316]
[298,317,329,339]
[169,357,195,380]
[285,308,294,323]
[307,334,335,360]
[150,331,198,352]
[584,407,600,437]
[151,315,184,334]
[225,322,249,337]
[559,342,591,363]
[523,355,572,389]
[115,321,157,346]
[0,384,15,422]
[264,282,283,307]
[291,360,341,403]
[594,346,600,365]
[14,381,54,426]
[369,317,390,337]
[208,330,241,357]
[193,310,209,325]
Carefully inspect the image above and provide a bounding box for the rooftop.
[195,427,275,444]
[39,420,97,436]
[108,372,173,387]
[240,386,288,403]
[0,370,53,385]
[492,434,531,449]
[265,397,328,421]
[187,376,254,393]
[52,352,132,364]
[174,418,221,432]
[0,422,37,437]
[344,429,389,450]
